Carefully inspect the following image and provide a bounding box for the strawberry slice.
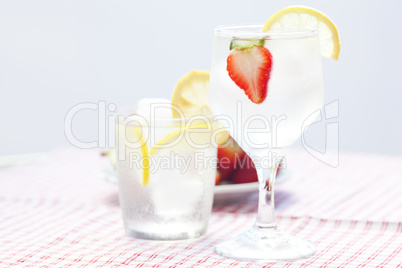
[227,45,272,104]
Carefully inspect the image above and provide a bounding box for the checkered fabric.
[0,148,401,267]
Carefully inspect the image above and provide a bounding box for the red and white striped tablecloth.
[0,148,401,267]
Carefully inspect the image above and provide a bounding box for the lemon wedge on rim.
[263,6,341,61]
[171,70,230,144]
[171,70,212,118]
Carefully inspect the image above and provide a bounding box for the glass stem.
[256,164,278,229]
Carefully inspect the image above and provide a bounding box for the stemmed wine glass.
[208,25,324,261]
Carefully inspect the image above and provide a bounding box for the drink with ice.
[116,99,218,240]
[209,28,324,155]
[208,20,332,260]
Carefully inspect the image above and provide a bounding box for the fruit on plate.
[216,138,282,185]
[227,45,272,104]
[217,136,245,183]
[231,154,282,184]
[231,153,258,184]
[215,170,222,185]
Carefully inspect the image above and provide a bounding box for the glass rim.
[115,105,217,127]
[214,24,318,39]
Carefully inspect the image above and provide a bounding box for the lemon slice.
[171,70,212,118]
[121,71,231,186]
[171,70,230,144]
[131,122,213,184]
[263,6,341,61]
[149,122,211,155]
[132,127,150,186]
[149,126,186,156]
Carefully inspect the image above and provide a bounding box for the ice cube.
[152,174,204,217]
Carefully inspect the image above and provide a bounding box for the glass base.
[125,226,206,241]
[215,225,316,262]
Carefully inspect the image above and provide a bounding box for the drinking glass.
[209,25,324,261]
[115,105,219,240]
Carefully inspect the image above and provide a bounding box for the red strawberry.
[232,153,258,184]
[227,45,272,104]
[232,154,282,184]
[215,170,221,185]
[217,137,245,183]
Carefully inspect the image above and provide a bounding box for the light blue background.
[1,0,401,155]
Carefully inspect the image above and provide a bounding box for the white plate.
[101,164,290,204]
